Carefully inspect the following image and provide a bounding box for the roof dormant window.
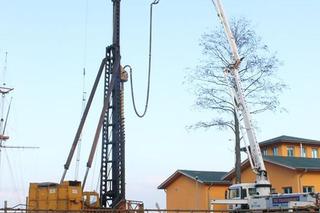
[312,148,318,158]
[301,147,306,157]
[273,147,278,156]
[287,147,294,157]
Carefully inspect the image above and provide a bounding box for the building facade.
[159,136,320,210]
[224,155,320,194]
[258,135,320,158]
[158,170,230,210]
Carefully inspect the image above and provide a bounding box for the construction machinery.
[210,0,318,211]
[57,0,128,208]
[27,0,159,210]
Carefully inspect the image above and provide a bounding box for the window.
[301,147,306,157]
[287,147,294,157]
[312,148,318,158]
[273,147,278,156]
[229,188,240,199]
[283,187,293,194]
[303,186,314,193]
[262,149,268,156]
[241,189,247,199]
[248,188,258,196]
[90,195,97,205]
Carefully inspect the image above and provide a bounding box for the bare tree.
[186,18,286,183]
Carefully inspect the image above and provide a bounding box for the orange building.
[158,135,320,210]
[224,155,320,194]
[158,170,230,210]
[258,135,320,158]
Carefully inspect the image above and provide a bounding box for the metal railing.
[0,209,318,213]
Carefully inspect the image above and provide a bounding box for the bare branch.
[185,17,286,136]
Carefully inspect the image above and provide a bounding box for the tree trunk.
[234,109,241,183]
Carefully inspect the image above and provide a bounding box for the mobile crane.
[211,0,318,211]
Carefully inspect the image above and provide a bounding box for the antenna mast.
[0,52,13,144]
[0,52,39,151]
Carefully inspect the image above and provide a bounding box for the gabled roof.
[158,169,231,189]
[223,155,320,180]
[259,135,320,147]
[263,155,320,170]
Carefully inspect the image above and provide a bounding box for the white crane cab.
[228,183,263,200]
[224,183,268,210]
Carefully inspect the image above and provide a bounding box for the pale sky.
[0,0,319,209]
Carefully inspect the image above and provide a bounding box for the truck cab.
[83,191,100,209]
[228,183,259,200]
[226,183,261,210]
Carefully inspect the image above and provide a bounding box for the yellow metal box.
[28,181,82,211]
[47,187,57,200]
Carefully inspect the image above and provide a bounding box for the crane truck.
[211,0,318,211]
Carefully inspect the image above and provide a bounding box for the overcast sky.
[0,0,319,209]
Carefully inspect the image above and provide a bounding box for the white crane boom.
[212,0,271,196]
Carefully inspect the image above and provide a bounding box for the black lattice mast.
[100,0,126,208]
[60,3,125,205]
[60,0,159,209]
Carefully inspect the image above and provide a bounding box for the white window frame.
[301,147,306,157]
[283,187,292,194]
[287,146,294,157]
[262,149,268,156]
[312,148,318,158]
[273,146,278,156]
[303,186,314,193]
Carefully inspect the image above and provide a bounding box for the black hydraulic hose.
[125,0,159,118]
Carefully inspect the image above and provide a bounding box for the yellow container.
[28,200,37,209]
[57,185,67,199]
[28,181,83,211]
[48,200,57,210]
[57,200,68,210]
[69,200,82,210]
[29,183,38,201]
[38,187,48,200]
[37,200,47,210]
[48,187,58,200]
[68,186,80,199]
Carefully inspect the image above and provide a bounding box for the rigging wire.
[0,97,12,179]
[17,149,26,200]
[2,51,7,86]
[75,68,86,180]
[0,150,2,191]
[0,52,9,189]
[95,173,100,192]
[82,0,89,69]
[3,97,12,135]
[124,0,159,118]
[0,52,8,141]
[4,149,22,204]
[75,0,89,180]
[90,139,99,190]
